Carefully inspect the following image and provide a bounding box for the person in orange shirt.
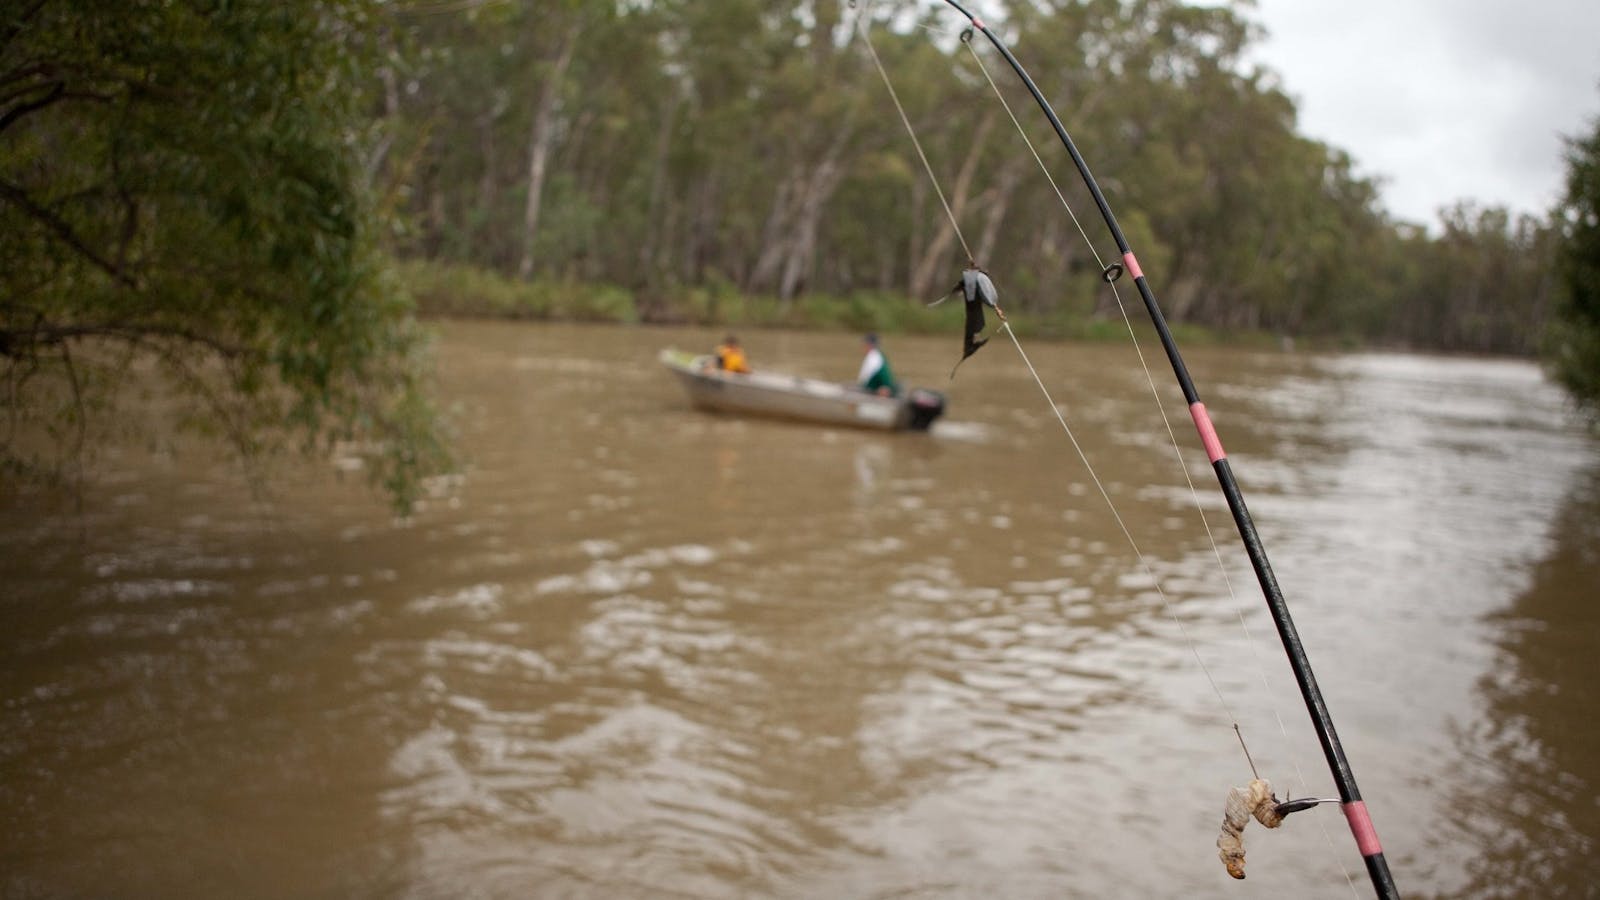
[713,335,751,374]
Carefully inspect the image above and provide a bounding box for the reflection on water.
[1,322,1596,898]
[1436,463,1600,899]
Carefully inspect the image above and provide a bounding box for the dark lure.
[935,265,1005,378]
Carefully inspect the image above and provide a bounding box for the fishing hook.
[1274,796,1344,818]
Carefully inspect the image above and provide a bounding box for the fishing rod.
[928,2,1400,896]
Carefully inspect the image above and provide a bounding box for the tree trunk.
[777,123,855,301]
[635,94,681,287]
[364,63,402,187]
[906,177,925,296]
[516,18,581,282]
[973,156,1026,269]
[778,153,848,301]
[908,110,996,299]
[747,172,799,292]
[685,173,721,285]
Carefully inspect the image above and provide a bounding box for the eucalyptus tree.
[1,0,448,508]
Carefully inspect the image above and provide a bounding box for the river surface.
[2,321,1597,899]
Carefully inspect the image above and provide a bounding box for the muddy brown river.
[2,321,1596,898]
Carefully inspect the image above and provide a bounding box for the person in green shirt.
[856,333,900,396]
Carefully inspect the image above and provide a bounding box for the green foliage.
[400,259,638,322]
[368,0,1562,357]
[2,0,450,511]
[1550,113,1600,417]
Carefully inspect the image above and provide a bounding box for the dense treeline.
[3,0,1589,508]
[378,0,1558,355]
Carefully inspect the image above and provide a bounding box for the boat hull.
[659,350,944,432]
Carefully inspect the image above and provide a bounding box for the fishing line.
[872,5,1398,896]
[857,1,1242,727]
[959,28,1362,896]
[998,323,1241,723]
[958,16,1299,769]
[856,6,975,264]
[867,7,1362,889]
[859,0,1248,735]
[934,18,1269,754]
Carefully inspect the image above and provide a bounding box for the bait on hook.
[1216,778,1285,880]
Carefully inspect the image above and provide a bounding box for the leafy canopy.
[1551,111,1600,418]
[1,0,449,509]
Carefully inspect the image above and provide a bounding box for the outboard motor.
[905,388,946,431]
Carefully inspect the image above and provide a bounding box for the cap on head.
[863,333,878,346]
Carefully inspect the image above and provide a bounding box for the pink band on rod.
[1123,251,1143,280]
[1343,802,1383,856]
[972,16,985,28]
[1189,402,1225,463]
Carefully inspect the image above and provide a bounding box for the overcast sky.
[1240,0,1600,225]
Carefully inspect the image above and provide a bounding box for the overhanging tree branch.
[0,179,138,288]
[0,79,64,135]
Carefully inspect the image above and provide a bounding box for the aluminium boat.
[659,349,945,432]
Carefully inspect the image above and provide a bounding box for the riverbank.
[396,258,1294,350]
